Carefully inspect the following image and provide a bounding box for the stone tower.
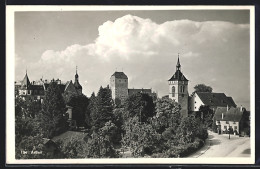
[73,66,82,95]
[110,71,128,105]
[168,55,189,117]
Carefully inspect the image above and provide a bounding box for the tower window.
[180,86,185,93]
[172,86,175,97]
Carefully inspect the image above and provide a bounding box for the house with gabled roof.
[189,92,237,112]
[213,106,248,135]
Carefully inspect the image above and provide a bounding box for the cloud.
[18,14,250,108]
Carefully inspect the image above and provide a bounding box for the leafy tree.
[198,105,214,128]
[27,100,42,118]
[34,82,68,138]
[193,84,213,94]
[122,117,160,157]
[151,98,181,134]
[57,138,88,158]
[177,116,208,144]
[124,92,155,123]
[67,95,89,127]
[16,134,49,159]
[84,125,119,158]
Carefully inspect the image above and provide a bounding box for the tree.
[84,122,119,158]
[151,98,181,134]
[193,84,213,94]
[198,105,214,128]
[122,117,160,157]
[124,92,155,123]
[87,92,98,128]
[90,86,114,129]
[67,95,89,127]
[34,82,68,138]
[177,116,208,144]
[16,134,52,159]
[112,108,125,144]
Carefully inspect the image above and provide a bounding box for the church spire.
[75,66,78,79]
[176,53,181,71]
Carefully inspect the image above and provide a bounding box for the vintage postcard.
[6,5,255,164]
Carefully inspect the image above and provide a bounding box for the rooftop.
[214,107,244,122]
[111,71,128,79]
[196,92,237,108]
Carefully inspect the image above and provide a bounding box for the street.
[188,131,251,157]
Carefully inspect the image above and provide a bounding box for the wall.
[169,81,188,117]
[216,120,240,134]
[110,76,128,104]
[189,93,205,111]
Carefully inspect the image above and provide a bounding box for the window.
[180,86,185,93]
[172,86,175,97]
[234,126,237,130]
[224,126,227,129]
[226,121,229,124]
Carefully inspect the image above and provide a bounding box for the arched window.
[172,86,175,97]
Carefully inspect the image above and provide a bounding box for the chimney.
[240,105,243,112]
[222,113,224,120]
[227,104,229,111]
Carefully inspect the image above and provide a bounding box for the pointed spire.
[75,66,79,79]
[21,69,30,88]
[176,53,181,71]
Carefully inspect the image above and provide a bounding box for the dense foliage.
[193,84,213,93]
[16,84,208,159]
[67,95,89,127]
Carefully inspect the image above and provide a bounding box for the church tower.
[168,54,189,117]
[73,66,82,95]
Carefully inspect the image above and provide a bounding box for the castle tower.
[110,71,128,105]
[73,66,82,95]
[168,54,189,117]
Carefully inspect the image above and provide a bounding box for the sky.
[14,9,251,109]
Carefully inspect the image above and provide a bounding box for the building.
[168,56,189,117]
[213,106,248,135]
[15,68,83,102]
[110,71,157,104]
[128,88,157,101]
[189,92,237,112]
[110,71,128,104]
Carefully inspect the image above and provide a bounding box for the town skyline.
[15,10,250,109]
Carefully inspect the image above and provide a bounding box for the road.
[188,131,251,157]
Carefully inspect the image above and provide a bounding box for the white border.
[6,5,255,164]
